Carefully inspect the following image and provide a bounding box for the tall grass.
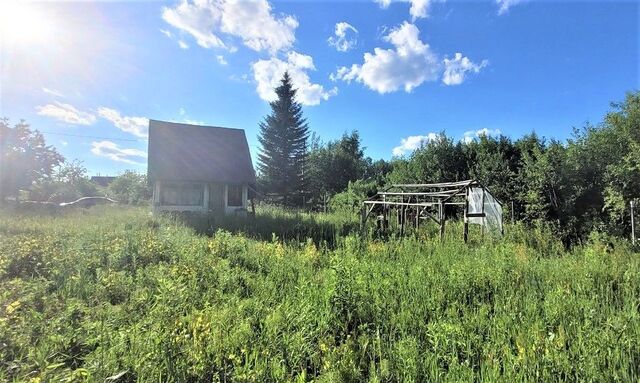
[170,204,360,248]
[0,206,638,381]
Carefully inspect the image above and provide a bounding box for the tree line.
[1,74,637,244]
[257,73,639,244]
[0,118,150,206]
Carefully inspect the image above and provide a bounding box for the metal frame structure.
[361,179,503,241]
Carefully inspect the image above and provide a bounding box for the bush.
[329,179,378,213]
[108,171,151,205]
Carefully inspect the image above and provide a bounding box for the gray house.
[147,120,256,214]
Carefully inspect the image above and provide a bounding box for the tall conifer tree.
[257,72,309,206]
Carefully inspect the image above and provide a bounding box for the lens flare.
[0,1,52,45]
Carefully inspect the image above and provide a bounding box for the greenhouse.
[362,179,503,241]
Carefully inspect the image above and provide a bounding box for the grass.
[0,206,638,382]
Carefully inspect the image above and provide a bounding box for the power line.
[37,131,146,143]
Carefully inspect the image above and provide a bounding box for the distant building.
[147,119,256,214]
[91,176,116,187]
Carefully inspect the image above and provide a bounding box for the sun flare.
[0,1,52,45]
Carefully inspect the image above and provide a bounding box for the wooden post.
[511,200,515,225]
[480,190,485,239]
[631,200,636,245]
[400,195,405,236]
[463,189,469,243]
[439,199,445,242]
[416,196,420,230]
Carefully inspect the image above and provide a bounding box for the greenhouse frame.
[361,179,503,241]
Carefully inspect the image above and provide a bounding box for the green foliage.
[1,207,638,381]
[329,180,378,213]
[464,134,520,203]
[388,133,467,184]
[0,119,64,202]
[384,92,640,244]
[257,72,310,207]
[108,171,151,205]
[30,160,99,203]
[307,131,367,204]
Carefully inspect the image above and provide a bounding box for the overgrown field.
[1,207,639,382]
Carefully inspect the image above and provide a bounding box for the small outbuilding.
[147,119,256,215]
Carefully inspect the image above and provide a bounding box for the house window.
[160,183,204,206]
[227,184,243,207]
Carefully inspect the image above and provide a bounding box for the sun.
[0,1,52,45]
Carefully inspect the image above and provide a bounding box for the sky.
[0,0,638,176]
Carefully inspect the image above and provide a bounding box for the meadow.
[0,206,638,382]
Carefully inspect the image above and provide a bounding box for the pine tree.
[257,72,309,206]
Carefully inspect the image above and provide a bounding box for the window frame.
[160,182,205,207]
[226,184,243,207]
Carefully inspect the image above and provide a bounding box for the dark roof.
[147,120,256,184]
[90,176,116,187]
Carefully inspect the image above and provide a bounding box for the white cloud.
[36,102,96,125]
[333,23,487,93]
[332,22,440,94]
[216,54,227,65]
[374,0,440,20]
[496,0,524,15]
[161,0,226,49]
[162,0,298,54]
[60,140,68,146]
[184,119,206,125]
[229,73,251,83]
[91,140,147,165]
[462,128,501,143]
[97,107,149,138]
[328,22,358,52]
[174,108,204,125]
[392,132,440,156]
[42,87,65,98]
[442,53,488,86]
[161,26,190,49]
[160,29,173,38]
[252,51,337,106]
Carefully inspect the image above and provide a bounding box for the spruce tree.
[257,72,309,206]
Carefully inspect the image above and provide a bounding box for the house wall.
[153,181,248,215]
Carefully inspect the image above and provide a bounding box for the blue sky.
[1,0,637,175]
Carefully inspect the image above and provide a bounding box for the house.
[147,119,256,214]
[90,176,116,187]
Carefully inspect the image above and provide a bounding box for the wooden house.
[147,120,256,215]
[90,176,116,187]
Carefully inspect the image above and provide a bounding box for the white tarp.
[467,187,503,236]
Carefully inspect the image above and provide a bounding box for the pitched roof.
[90,176,116,187]
[147,120,256,184]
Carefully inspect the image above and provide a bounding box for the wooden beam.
[392,180,475,189]
[378,190,466,197]
[364,201,440,208]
